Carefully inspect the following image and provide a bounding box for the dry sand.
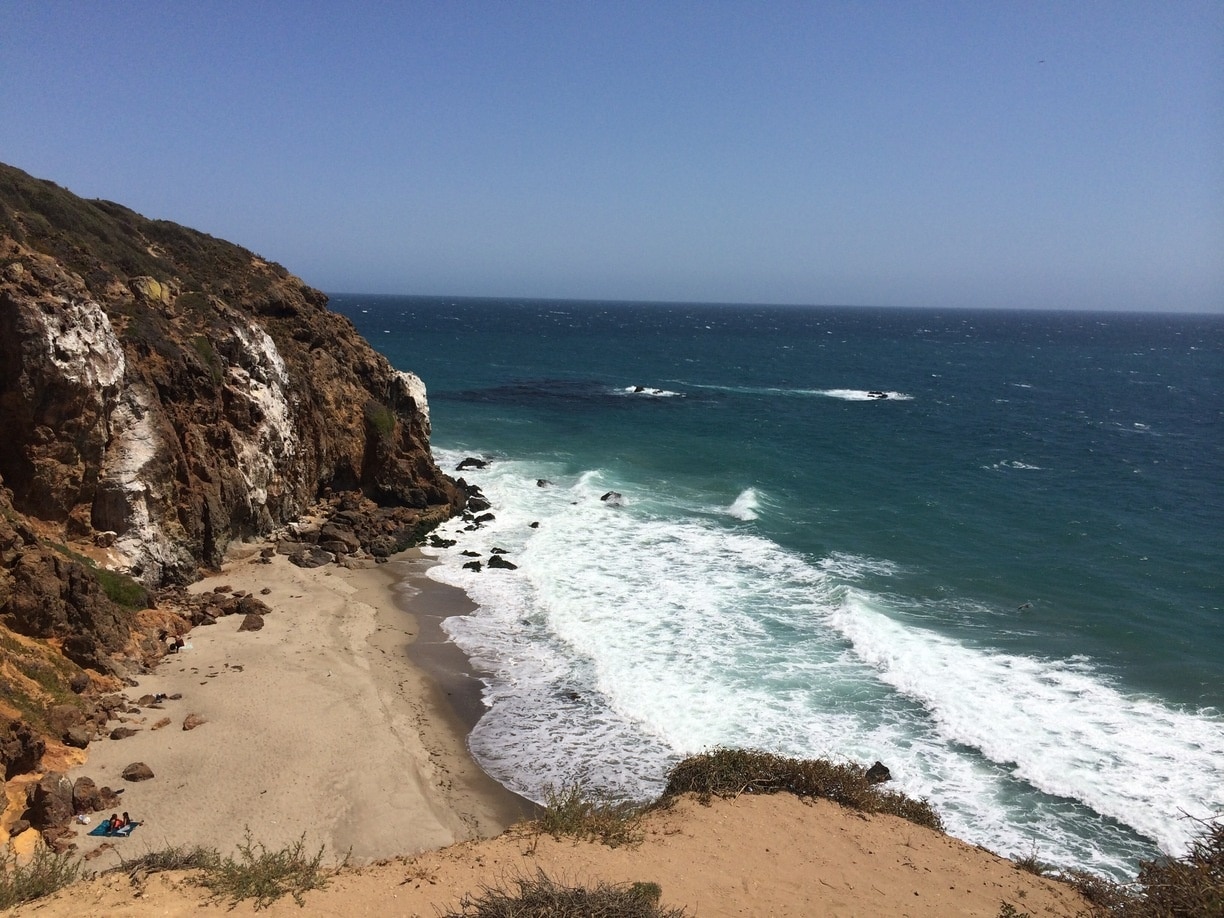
[61,546,531,868]
[9,543,1092,916]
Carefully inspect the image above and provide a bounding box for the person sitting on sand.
[102,813,118,834]
[113,811,134,836]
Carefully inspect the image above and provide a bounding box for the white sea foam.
[725,488,760,520]
[830,589,1224,859]
[420,447,1216,876]
[816,388,914,401]
[620,385,684,398]
[688,382,913,401]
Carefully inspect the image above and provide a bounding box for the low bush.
[111,843,220,878]
[0,847,85,909]
[1120,815,1223,917]
[196,829,329,909]
[661,748,944,832]
[534,781,646,848]
[443,870,687,918]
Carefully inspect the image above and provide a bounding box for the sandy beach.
[9,542,1093,917]
[62,544,532,869]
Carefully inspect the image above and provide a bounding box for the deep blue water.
[331,295,1223,878]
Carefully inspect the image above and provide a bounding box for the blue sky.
[3,2,1221,311]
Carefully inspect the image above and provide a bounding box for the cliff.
[0,161,463,781]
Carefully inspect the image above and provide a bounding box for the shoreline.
[64,542,532,868]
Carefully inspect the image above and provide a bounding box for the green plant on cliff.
[196,828,330,909]
[533,781,646,848]
[660,748,945,832]
[0,847,86,909]
[0,627,82,734]
[48,542,150,610]
[443,871,687,918]
[191,334,224,385]
[363,399,396,441]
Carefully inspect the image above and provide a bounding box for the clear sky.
[3,1,1221,311]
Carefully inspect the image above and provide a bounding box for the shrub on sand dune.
[443,870,686,918]
[661,748,944,832]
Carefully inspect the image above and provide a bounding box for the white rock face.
[95,382,192,582]
[33,298,125,390]
[225,320,299,511]
[394,369,430,437]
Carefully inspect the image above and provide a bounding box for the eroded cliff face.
[0,162,460,587]
[0,162,464,785]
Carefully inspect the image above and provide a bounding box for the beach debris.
[121,762,155,782]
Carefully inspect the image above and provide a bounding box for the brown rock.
[151,717,172,730]
[25,772,74,828]
[237,613,264,632]
[72,776,104,813]
[63,726,92,749]
[182,713,207,731]
[121,762,154,781]
[236,594,270,616]
[109,726,140,740]
[0,718,46,779]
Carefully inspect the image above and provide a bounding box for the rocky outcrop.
[0,161,461,589]
[0,161,464,790]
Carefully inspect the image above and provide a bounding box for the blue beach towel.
[87,820,140,837]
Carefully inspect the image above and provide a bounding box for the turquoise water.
[331,295,1223,878]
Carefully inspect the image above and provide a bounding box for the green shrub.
[196,829,329,909]
[1013,846,1049,876]
[363,399,396,440]
[661,748,944,832]
[443,870,687,918]
[534,781,646,848]
[0,847,85,909]
[191,334,224,385]
[94,567,151,610]
[49,542,150,609]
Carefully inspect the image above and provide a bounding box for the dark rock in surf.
[600,491,624,506]
[487,555,517,570]
[457,457,489,471]
[865,761,892,784]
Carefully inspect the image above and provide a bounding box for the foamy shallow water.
[423,449,1222,880]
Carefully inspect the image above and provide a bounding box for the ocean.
[330,295,1222,879]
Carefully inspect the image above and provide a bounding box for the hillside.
[0,162,468,835]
